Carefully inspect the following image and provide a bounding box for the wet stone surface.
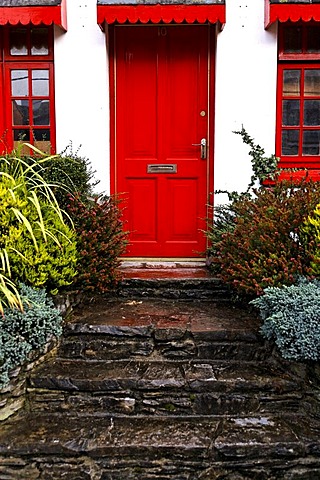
[1,295,320,478]
[27,358,304,417]
[60,298,266,362]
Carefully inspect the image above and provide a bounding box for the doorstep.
[120,258,210,280]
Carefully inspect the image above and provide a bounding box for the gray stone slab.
[0,414,220,457]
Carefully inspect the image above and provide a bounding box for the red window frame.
[4,62,56,153]
[0,29,4,151]
[0,25,55,154]
[278,21,320,61]
[276,23,320,172]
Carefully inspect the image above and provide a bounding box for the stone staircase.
[0,272,320,479]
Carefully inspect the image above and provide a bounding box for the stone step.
[59,298,270,362]
[27,359,305,416]
[117,276,231,301]
[117,264,231,301]
[0,412,319,479]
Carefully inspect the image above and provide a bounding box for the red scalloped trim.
[97,4,226,26]
[0,1,67,30]
[265,3,320,28]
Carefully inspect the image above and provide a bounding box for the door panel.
[115,25,210,257]
[127,178,157,242]
[166,179,198,240]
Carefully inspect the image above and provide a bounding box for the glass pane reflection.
[10,29,28,56]
[32,70,49,97]
[284,26,302,53]
[11,70,28,97]
[31,28,49,56]
[304,70,320,96]
[12,100,29,126]
[282,130,299,155]
[33,129,50,141]
[304,100,320,126]
[33,100,50,126]
[303,130,320,155]
[307,27,320,53]
[13,129,30,142]
[282,100,300,126]
[283,70,301,96]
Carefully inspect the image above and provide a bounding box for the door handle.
[192,138,207,159]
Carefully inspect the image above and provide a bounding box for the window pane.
[13,129,30,142]
[31,28,49,56]
[282,130,299,155]
[11,70,28,97]
[284,26,302,53]
[304,100,320,126]
[304,70,320,96]
[307,26,320,53]
[282,100,300,126]
[10,28,28,56]
[283,70,301,96]
[33,100,50,126]
[33,130,51,153]
[12,100,29,126]
[33,129,50,142]
[303,130,320,155]
[32,70,49,97]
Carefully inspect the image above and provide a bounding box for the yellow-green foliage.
[303,203,320,276]
[0,174,77,295]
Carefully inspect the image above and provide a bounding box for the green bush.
[208,127,279,281]
[67,194,128,293]
[1,146,98,212]
[0,172,77,295]
[209,180,320,297]
[0,150,78,311]
[0,283,62,388]
[251,279,320,361]
[303,203,320,276]
[40,145,98,210]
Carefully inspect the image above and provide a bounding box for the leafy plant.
[40,144,99,210]
[67,194,128,293]
[214,127,279,202]
[251,278,320,361]
[1,145,98,212]
[5,196,77,294]
[0,283,62,388]
[0,147,77,310]
[210,179,320,297]
[208,128,280,278]
[302,203,320,276]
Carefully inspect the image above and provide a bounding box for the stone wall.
[0,340,58,422]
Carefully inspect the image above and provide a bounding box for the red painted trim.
[208,25,215,215]
[109,26,116,195]
[0,1,67,30]
[265,2,320,29]
[98,4,225,26]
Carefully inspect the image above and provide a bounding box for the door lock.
[192,138,207,159]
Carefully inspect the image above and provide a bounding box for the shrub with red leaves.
[211,180,320,297]
[67,195,128,293]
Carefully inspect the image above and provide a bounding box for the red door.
[114,25,212,257]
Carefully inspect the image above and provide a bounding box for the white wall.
[53,0,278,199]
[54,0,110,194]
[214,0,278,204]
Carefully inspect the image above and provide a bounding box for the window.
[276,22,320,168]
[278,65,320,163]
[277,23,320,169]
[0,25,55,154]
